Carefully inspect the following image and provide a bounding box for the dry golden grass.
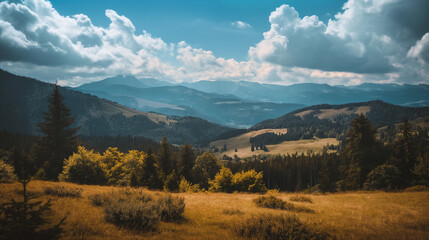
[1,181,428,240]
[210,128,338,158]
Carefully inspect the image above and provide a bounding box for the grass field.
[1,181,428,240]
[210,128,339,158]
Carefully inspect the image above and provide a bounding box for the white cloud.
[0,0,428,86]
[231,21,251,29]
[407,33,429,64]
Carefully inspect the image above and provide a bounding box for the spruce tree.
[178,142,195,181]
[340,114,380,190]
[390,119,416,187]
[158,135,172,176]
[33,85,79,180]
[141,148,163,189]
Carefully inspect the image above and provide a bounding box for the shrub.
[404,185,429,192]
[192,152,222,189]
[155,195,186,222]
[289,195,313,203]
[104,198,160,232]
[233,169,267,193]
[364,164,401,190]
[164,170,180,192]
[234,213,331,240]
[179,178,201,193]
[0,159,17,183]
[253,195,313,213]
[59,146,106,185]
[44,185,83,198]
[209,167,234,193]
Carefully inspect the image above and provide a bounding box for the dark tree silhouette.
[178,142,195,181]
[33,85,79,180]
[158,135,173,176]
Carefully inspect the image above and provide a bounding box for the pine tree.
[390,119,416,187]
[0,178,64,239]
[158,135,172,176]
[178,142,195,181]
[340,114,380,190]
[33,85,79,180]
[141,148,163,190]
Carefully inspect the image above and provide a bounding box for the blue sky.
[0,0,428,86]
[49,0,346,61]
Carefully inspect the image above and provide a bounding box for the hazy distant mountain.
[76,79,304,127]
[0,70,231,144]
[77,75,172,90]
[181,80,429,107]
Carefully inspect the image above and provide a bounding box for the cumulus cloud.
[231,21,251,29]
[249,0,429,76]
[0,0,428,86]
[407,33,429,64]
[0,0,173,85]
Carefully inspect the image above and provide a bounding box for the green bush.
[59,146,106,185]
[155,195,186,222]
[209,167,234,193]
[44,185,83,198]
[164,170,180,192]
[289,195,313,203]
[234,213,331,240]
[233,170,267,193]
[0,159,17,183]
[192,152,222,189]
[179,178,201,193]
[364,164,401,190]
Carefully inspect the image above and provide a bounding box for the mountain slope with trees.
[0,69,231,144]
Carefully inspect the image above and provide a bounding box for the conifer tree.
[158,135,172,176]
[390,119,416,187]
[33,85,79,180]
[141,148,163,189]
[178,142,195,181]
[340,114,380,190]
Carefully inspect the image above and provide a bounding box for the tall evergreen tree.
[158,135,172,176]
[178,142,195,181]
[33,85,79,180]
[390,119,416,187]
[141,148,163,189]
[340,114,381,190]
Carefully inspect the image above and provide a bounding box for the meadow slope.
[1,181,428,240]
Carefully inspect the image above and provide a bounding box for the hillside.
[182,80,429,107]
[76,78,304,127]
[0,70,232,144]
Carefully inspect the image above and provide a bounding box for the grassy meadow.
[1,181,428,240]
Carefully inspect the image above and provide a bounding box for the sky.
[0,0,428,86]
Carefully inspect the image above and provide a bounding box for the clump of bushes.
[155,195,186,222]
[104,198,160,232]
[88,189,185,231]
[179,178,201,193]
[44,185,83,198]
[289,195,313,203]
[59,146,106,185]
[209,167,267,193]
[0,159,17,183]
[234,213,332,240]
[253,195,313,213]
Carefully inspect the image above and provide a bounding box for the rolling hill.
[0,69,232,144]
[181,80,429,107]
[76,77,304,127]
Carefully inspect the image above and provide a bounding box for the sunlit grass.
[1,181,428,239]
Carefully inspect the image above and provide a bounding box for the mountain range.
[0,70,231,145]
